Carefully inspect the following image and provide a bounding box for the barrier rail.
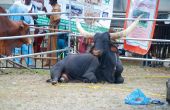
[29,26,70,32]
[120,57,170,62]
[70,33,170,42]
[0,32,69,40]
[0,48,70,61]
[1,12,170,22]
[0,12,68,16]
[72,16,170,21]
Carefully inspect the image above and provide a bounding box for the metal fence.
[0,3,170,69]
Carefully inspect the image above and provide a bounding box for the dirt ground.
[0,61,170,110]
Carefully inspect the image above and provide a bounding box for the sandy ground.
[0,62,170,110]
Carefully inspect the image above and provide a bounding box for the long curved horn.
[76,18,95,38]
[110,15,142,39]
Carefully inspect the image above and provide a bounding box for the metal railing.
[0,2,170,69]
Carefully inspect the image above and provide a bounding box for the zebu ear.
[18,22,31,44]
[19,24,24,30]
[86,43,94,53]
[18,21,29,33]
[110,15,142,39]
[76,18,95,38]
[18,21,28,30]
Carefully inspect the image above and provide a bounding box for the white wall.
[0,0,14,9]
[0,0,14,4]
[158,0,170,11]
[44,0,52,12]
[115,0,170,12]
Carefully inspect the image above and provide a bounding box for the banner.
[44,0,114,33]
[124,0,160,55]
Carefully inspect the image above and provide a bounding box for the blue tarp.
[125,88,151,105]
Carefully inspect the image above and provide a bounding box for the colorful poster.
[124,0,160,55]
[44,0,114,33]
[32,0,50,26]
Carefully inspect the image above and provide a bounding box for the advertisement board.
[43,0,114,33]
[124,0,160,55]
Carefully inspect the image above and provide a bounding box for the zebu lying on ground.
[0,6,31,56]
[47,16,141,85]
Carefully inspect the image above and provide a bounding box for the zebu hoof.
[83,79,97,83]
[91,79,97,83]
[59,77,67,83]
[83,79,90,83]
[115,76,124,84]
[59,74,69,83]
[46,79,52,83]
[46,79,58,85]
[51,80,58,85]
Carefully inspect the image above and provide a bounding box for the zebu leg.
[82,58,99,83]
[114,58,124,84]
[49,59,65,85]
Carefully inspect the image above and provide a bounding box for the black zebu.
[47,16,141,85]
[91,32,124,83]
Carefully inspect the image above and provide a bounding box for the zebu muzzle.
[89,44,103,57]
[92,49,102,56]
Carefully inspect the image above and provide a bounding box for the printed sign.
[124,0,160,55]
[44,0,114,33]
[32,0,50,26]
[36,11,50,26]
